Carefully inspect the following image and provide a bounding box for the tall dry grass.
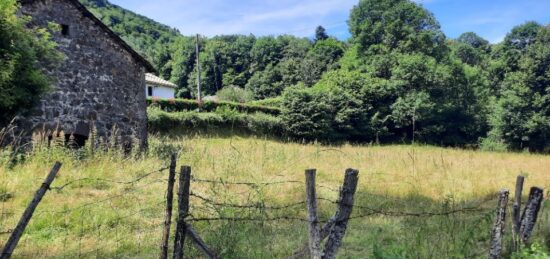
[0,135,548,258]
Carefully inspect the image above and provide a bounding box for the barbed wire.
[38,176,166,216]
[318,195,497,218]
[50,166,170,192]
[190,176,340,194]
[187,215,313,223]
[1,149,526,259]
[184,191,498,225]
[0,229,12,235]
[190,177,302,187]
[190,192,306,210]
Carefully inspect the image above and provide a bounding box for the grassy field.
[1,135,549,258]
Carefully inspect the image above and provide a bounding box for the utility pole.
[195,34,202,102]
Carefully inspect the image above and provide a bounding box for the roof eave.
[20,0,156,73]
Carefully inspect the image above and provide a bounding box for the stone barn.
[17,0,154,149]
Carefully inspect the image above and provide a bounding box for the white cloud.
[112,0,356,38]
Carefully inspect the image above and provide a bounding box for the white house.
[145,73,176,99]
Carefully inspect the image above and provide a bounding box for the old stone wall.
[19,0,148,148]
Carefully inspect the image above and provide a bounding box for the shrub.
[280,72,371,142]
[147,98,281,116]
[147,107,283,138]
[216,86,254,103]
[148,136,185,159]
[249,97,282,108]
[280,86,335,141]
[479,133,508,152]
[0,0,61,125]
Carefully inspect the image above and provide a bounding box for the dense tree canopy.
[82,0,347,100]
[281,0,485,145]
[488,25,550,152]
[315,26,328,42]
[348,0,446,59]
[0,0,60,126]
[81,0,181,78]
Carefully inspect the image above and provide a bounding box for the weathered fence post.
[489,189,509,259]
[1,162,62,259]
[519,187,544,245]
[305,169,322,259]
[173,166,191,259]
[323,168,359,259]
[185,223,217,259]
[159,154,177,259]
[512,175,524,250]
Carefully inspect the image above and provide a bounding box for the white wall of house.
[146,84,175,99]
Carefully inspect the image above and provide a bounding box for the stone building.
[17,0,154,148]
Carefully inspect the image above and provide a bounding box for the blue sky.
[109,0,550,43]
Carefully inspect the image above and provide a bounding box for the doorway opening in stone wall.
[64,134,88,149]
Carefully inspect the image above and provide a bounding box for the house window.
[147,86,153,97]
[60,24,69,36]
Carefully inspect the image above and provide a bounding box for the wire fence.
[0,155,545,259]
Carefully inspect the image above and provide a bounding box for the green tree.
[0,0,60,125]
[457,32,489,49]
[81,0,181,71]
[451,32,490,66]
[280,85,335,140]
[169,36,196,98]
[348,0,447,60]
[282,0,485,145]
[301,38,345,86]
[315,25,328,42]
[489,25,550,152]
[488,22,542,91]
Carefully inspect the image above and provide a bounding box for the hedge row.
[147,98,281,116]
[147,107,284,137]
[248,97,282,108]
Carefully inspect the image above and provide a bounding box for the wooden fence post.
[173,166,191,259]
[512,175,524,250]
[305,169,322,259]
[322,168,359,259]
[159,154,177,259]
[489,189,509,259]
[185,223,217,259]
[519,187,544,245]
[1,162,62,259]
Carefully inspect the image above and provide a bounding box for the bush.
[249,97,282,108]
[147,98,281,116]
[479,132,508,152]
[216,86,254,103]
[280,71,371,142]
[147,107,283,137]
[0,0,61,125]
[280,86,335,141]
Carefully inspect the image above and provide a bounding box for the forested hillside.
[79,0,180,74]
[80,0,345,100]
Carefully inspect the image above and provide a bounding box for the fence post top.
[305,169,317,174]
[530,187,543,192]
[345,168,359,176]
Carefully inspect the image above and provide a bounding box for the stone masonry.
[17,0,154,149]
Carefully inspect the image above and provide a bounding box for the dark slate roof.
[20,0,155,72]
